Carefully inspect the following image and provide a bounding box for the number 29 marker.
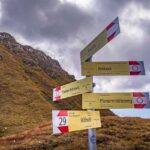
[52,110,101,134]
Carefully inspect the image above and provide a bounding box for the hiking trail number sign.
[52,110,101,134]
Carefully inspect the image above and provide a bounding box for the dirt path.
[0,116,150,150]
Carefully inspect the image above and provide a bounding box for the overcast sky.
[0,0,150,118]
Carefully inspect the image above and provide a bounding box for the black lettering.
[59,117,67,126]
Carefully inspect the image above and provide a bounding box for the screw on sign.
[131,66,138,71]
[137,97,144,103]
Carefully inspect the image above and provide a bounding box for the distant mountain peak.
[0,32,16,43]
[0,32,75,80]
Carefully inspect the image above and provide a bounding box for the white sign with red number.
[52,110,101,134]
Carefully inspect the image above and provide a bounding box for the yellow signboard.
[52,110,101,134]
[80,17,120,62]
[81,61,145,76]
[53,77,93,101]
[82,92,150,109]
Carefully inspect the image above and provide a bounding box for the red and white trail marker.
[53,86,61,101]
[129,61,145,75]
[52,110,69,134]
[106,17,120,42]
[133,92,150,108]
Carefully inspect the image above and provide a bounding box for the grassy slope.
[0,116,149,150]
[0,44,54,136]
[0,41,149,149]
[0,44,113,137]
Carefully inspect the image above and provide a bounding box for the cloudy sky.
[0,0,150,118]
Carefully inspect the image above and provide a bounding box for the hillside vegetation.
[0,32,113,138]
[0,116,150,150]
[1,33,149,150]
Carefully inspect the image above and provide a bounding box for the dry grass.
[0,116,150,150]
[0,44,113,138]
[0,44,127,150]
[0,43,73,136]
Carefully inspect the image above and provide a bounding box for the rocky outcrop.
[0,32,75,82]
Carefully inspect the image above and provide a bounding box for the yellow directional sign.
[80,17,120,62]
[52,110,101,134]
[82,92,150,109]
[53,77,93,101]
[81,61,145,76]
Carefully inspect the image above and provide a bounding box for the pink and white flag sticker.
[53,86,61,101]
[129,61,145,75]
[106,17,120,42]
[133,92,150,108]
[52,110,69,134]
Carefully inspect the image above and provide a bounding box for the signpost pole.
[86,56,97,150]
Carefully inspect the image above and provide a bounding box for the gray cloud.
[139,19,150,35]
[0,0,150,90]
[0,0,93,42]
[0,0,150,117]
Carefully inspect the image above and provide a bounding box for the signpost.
[51,17,149,150]
[80,17,120,62]
[53,77,93,101]
[81,61,145,76]
[82,92,150,109]
[85,57,97,150]
[80,17,120,150]
[52,110,101,134]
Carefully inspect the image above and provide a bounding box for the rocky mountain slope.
[0,32,113,137]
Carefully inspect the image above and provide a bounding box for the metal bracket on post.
[86,56,97,150]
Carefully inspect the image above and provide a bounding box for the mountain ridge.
[0,32,113,137]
